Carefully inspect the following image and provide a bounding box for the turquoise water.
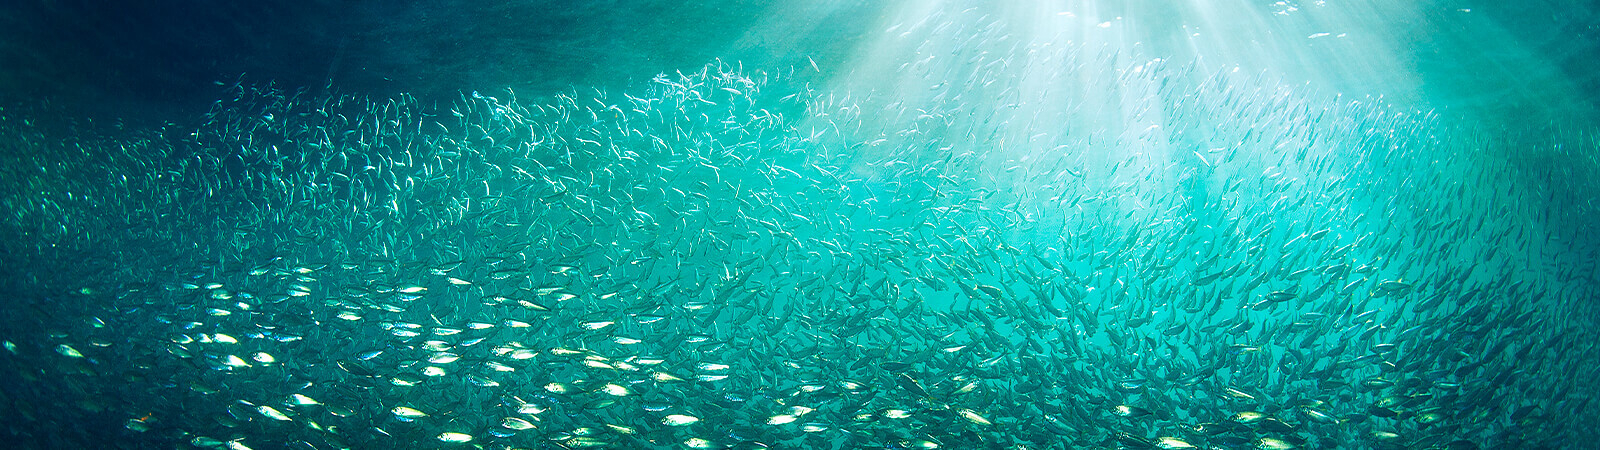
[1,1,1597,448]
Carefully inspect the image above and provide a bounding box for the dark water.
[2,1,1599,449]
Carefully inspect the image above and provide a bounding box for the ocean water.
[1,1,1597,449]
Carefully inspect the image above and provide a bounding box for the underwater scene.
[2,1,1599,449]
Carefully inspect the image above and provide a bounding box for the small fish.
[56,344,83,358]
[1231,411,1267,424]
[662,414,699,426]
[257,405,291,421]
[1114,405,1152,418]
[221,355,251,368]
[1253,437,1295,449]
[600,384,630,396]
[957,409,991,426]
[502,417,536,430]
[391,406,428,419]
[1155,437,1197,449]
[801,423,829,432]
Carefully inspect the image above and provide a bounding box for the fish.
[391,406,428,419]
[662,414,700,426]
[0,24,1592,450]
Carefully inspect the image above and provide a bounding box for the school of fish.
[2,8,1599,450]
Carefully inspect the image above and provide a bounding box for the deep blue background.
[1,0,1597,128]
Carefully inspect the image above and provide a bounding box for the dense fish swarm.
[2,14,1600,450]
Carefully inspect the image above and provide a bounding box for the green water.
[1,1,1597,448]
